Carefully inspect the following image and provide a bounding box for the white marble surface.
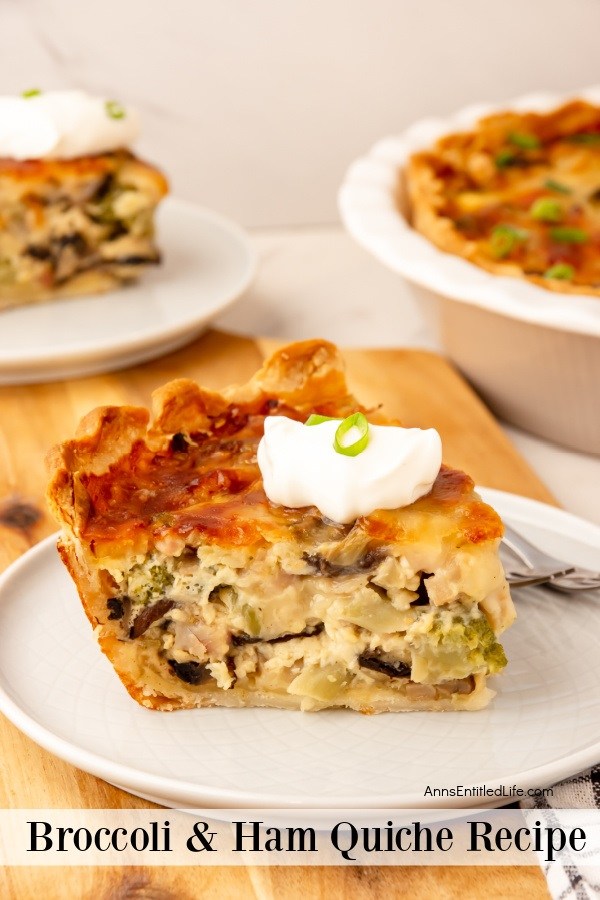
[219,226,600,527]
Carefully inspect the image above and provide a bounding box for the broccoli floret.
[408,608,507,683]
[460,616,507,674]
[137,564,174,603]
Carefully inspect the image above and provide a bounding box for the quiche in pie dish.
[46,340,515,713]
[407,99,600,295]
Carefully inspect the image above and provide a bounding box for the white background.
[4,0,600,226]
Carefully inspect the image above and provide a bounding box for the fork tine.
[501,524,536,569]
[548,574,600,591]
[503,520,600,585]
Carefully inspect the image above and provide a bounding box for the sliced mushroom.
[232,622,324,647]
[404,682,438,701]
[303,548,384,576]
[358,653,411,679]
[435,676,475,697]
[129,598,175,639]
[106,598,125,621]
[110,253,160,266]
[412,572,433,606]
[167,659,208,685]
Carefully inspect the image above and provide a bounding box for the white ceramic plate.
[0,198,256,385]
[0,488,599,810]
[338,85,600,338]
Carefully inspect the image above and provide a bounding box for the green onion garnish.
[568,133,600,145]
[21,88,41,99]
[489,224,529,259]
[530,197,563,223]
[509,132,540,150]
[544,178,571,195]
[495,149,518,169]
[549,226,588,244]
[544,263,575,280]
[333,412,370,457]
[105,99,126,120]
[305,414,338,426]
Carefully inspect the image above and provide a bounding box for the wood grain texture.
[0,864,549,900]
[0,330,552,898]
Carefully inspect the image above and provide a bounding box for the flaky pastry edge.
[47,340,357,539]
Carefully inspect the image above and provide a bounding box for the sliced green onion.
[544,263,575,280]
[549,226,588,244]
[489,224,529,259]
[305,413,338,426]
[544,178,571,195]
[333,412,370,457]
[509,132,540,150]
[568,133,600,145]
[495,149,518,169]
[530,197,563,223]
[21,88,41,98]
[105,99,126,120]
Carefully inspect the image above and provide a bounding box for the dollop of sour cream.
[257,416,443,524]
[0,90,140,160]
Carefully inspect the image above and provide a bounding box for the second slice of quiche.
[47,340,514,713]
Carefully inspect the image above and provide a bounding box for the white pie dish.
[339,86,600,456]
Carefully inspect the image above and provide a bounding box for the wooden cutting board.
[0,330,553,899]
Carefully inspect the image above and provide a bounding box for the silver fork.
[501,522,600,592]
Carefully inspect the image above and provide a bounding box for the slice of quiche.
[0,150,167,311]
[46,340,515,713]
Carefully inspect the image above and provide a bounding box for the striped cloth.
[521,767,600,899]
